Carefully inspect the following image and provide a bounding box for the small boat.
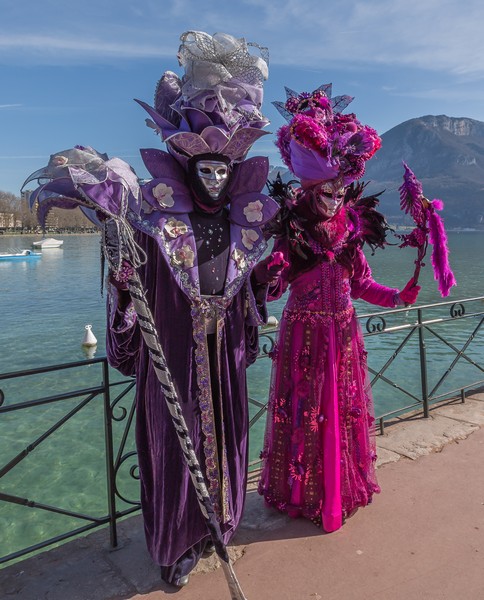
[0,249,42,260]
[32,237,64,248]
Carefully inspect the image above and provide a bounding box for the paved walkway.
[2,393,484,600]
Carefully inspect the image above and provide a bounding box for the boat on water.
[0,249,42,260]
[32,237,64,248]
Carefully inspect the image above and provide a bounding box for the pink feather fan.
[398,162,456,297]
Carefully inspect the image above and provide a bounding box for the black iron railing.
[1,296,483,565]
[0,359,139,564]
[250,296,484,442]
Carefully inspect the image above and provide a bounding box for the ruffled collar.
[306,207,349,257]
[129,148,279,303]
[138,148,278,228]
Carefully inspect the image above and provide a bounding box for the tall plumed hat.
[136,30,270,169]
[274,84,381,186]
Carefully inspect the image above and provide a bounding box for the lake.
[1,231,482,367]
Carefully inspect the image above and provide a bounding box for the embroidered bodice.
[190,209,230,296]
[286,261,352,313]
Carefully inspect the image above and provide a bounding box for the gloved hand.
[253,251,289,285]
[109,260,133,291]
[397,278,421,306]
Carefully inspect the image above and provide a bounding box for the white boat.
[32,237,64,248]
[0,249,42,260]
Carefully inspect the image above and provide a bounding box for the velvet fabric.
[105,158,277,580]
[259,239,398,532]
[23,141,278,583]
[106,231,264,572]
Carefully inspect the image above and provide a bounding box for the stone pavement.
[2,393,484,600]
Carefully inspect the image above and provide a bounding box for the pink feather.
[399,162,425,225]
[428,200,456,297]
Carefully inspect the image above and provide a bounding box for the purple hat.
[136,31,271,170]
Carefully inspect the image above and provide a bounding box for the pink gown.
[259,238,398,532]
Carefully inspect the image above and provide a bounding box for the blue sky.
[2,0,484,194]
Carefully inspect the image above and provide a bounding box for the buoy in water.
[82,324,98,347]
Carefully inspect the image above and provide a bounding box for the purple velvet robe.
[106,151,278,567]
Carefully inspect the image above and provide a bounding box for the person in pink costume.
[258,86,420,532]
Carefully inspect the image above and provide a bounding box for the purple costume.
[21,31,276,587]
[103,32,277,584]
[106,150,277,572]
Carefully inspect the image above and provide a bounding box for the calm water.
[0,231,483,558]
[1,232,482,369]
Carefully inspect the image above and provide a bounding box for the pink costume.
[258,85,418,531]
[259,226,397,531]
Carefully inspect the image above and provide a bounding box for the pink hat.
[274,85,381,186]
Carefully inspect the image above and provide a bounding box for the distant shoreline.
[0,231,100,237]
[2,228,483,238]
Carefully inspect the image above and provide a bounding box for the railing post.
[102,359,118,548]
[417,308,430,418]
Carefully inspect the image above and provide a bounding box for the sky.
[2,0,484,195]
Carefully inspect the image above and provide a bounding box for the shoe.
[161,568,190,588]
[202,543,215,558]
[174,575,190,587]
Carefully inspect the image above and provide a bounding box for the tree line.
[0,190,95,233]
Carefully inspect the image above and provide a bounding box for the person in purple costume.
[258,86,420,533]
[105,31,282,587]
[21,31,283,589]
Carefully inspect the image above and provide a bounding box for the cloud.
[1,0,484,79]
[0,155,48,159]
[0,104,23,109]
[387,86,484,102]
[0,34,169,59]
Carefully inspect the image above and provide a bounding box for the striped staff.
[105,217,249,600]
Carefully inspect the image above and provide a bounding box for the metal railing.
[0,359,139,565]
[254,296,484,436]
[1,296,483,566]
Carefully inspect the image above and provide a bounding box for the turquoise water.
[0,232,483,560]
[1,232,482,370]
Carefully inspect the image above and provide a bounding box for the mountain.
[364,115,484,228]
[269,115,484,228]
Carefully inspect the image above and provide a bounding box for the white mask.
[316,183,345,217]
[195,160,230,199]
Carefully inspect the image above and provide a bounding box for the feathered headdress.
[273,84,381,186]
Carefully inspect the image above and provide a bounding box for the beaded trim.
[130,209,267,522]
[216,316,231,522]
[283,306,354,326]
